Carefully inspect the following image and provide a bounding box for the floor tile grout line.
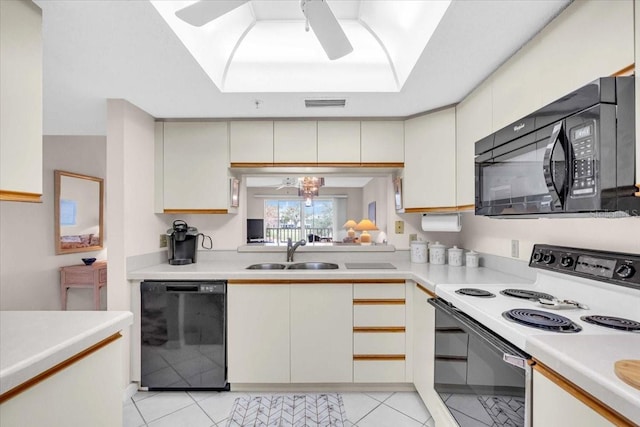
[131,397,149,426]
[380,400,430,425]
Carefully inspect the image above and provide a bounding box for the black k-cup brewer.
[166,220,211,265]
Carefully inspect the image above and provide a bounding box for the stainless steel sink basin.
[286,262,339,270]
[246,263,287,270]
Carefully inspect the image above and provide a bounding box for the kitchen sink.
[286,262,339,270]
[246,263,287,270]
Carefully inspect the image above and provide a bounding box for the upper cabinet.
[229,121,273,165]
[160,121,230,213]
[0,0,42,202]
[317,121,361,164]
[361,121,404,164]
[274,121,317,164]
[404,107,457,211]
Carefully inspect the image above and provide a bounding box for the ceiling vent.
[304,98,347,108]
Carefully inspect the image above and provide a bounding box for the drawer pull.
[353,326,405,333]
[354,354,405,361]
[353,299,405,305]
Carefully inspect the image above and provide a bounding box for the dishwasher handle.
[166,285,199,292]
[141,280,227,294]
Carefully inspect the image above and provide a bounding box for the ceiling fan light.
[175,0,250,27]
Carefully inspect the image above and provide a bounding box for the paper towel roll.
[421,214,461,232]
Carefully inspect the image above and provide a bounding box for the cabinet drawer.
[354,332,405,355]
[353,283,405,299]
[353,305,405,327]
[354,360,405,383]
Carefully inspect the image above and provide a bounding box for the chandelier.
[298,177,324,206]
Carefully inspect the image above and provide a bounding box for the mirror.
[54,170,104,254]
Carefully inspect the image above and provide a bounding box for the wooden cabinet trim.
[533,360,636,427]
[415,283,436,298]
[405,205,472,213]
[0,190,42,203]
[0,332,122,404]
[612,63,634,76]
[163,209,228,214]
[353,327,405,333]
[353,299,405,305]
[353,354,405,361]
[229,279,404,285]
[230,162,404,169]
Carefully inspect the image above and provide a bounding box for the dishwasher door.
[140,281,228,390]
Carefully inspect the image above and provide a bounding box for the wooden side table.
[60,261,107,310]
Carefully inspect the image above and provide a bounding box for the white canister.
[410,240,428,263]
[429,242,446,265]
[466,250,479,268]
[448,246,464,267]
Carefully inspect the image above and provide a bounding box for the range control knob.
[542,254,555,264]
[532,252,544,262]
[560,256,574,268]
[615,264,635,279]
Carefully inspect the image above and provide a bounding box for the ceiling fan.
[174,0,353,60]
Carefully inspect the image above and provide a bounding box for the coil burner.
[502,308,582,333]
[455,288,496,298]
[581,315,640,332]
[500,289,556,301]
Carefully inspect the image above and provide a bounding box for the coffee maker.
[166,220,199,265]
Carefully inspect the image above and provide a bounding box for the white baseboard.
[123,382,139,402]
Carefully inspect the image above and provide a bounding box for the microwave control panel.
[569,121,596,198]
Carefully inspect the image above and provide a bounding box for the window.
[264,199,334,244]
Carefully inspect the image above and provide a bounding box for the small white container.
[448,246,464,267]
[429,242,446,265]
[410,240,428,263]
[466,250,479,268]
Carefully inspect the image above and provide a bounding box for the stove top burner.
[455,288,496,298]
[500,289,556,301]
[502,308,582,333]
[581,315,640,332]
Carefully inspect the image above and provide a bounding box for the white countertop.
[0,311,133,395]
[127,260,531,293]
[527,334,640,424]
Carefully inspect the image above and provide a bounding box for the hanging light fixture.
[298,177,324,204]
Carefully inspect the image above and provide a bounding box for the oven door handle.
[429,298,531,370]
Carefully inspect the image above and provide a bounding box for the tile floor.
[124,390,435,427]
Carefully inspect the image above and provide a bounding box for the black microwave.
[475,76,638,217]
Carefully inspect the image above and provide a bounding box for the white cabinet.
[403,107,457,211]
[635,0,640,191]
[161,122,230,212]
[230,121,273,164]
[361,121,404,164]
[227,285,290,383]
[456,79,492,208]
[317,121,361,163]
[533,367,617,427]
[413,284,433,400]
[290,284,352,383]
[0,0,42,202]
[274,121,317,164]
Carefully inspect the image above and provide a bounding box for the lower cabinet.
[413,284,434,399]
[290,284,353,383]
[227,285,291,383]
[533,365,621,427]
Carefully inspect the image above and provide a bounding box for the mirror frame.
[54,170,104,255]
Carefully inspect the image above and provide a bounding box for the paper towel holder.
[421,213,462,232]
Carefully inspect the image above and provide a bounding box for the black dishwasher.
[140,281,228,391]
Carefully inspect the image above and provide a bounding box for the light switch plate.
[395,220,404,234]
[160,234,167,248]
[511,240,519,258]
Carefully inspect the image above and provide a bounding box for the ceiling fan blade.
[175,0,249,27]
[304,0,353,60]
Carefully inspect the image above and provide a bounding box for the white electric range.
[430,244,640,427]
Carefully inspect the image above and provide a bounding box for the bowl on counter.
[82,257,97,265]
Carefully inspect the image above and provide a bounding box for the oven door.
[476,123,569,216]
[429,298,532,427]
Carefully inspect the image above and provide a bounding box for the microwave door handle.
[543,122,565,208]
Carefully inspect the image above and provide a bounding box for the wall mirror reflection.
[54,170,104,254]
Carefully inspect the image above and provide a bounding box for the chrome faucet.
[287,238,306,262]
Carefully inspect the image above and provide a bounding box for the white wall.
[0,136,106,310]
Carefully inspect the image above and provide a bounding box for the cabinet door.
[0,0,42,201]
[361,121,404,164]
[230,121,273,164]
[163,122,229,211]
[456,80,492,208]
[274,121,317,163]
[403,107,457,210]
[317,121,360,163]
[227,285,290,383]
[413,286,433,400]
[290,284,353,382]
[533,368,615,427]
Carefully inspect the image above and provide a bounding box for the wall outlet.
[160,234,167,248]
[511,239,519,258]
[395,220,404,234]
[409,234,417,243]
